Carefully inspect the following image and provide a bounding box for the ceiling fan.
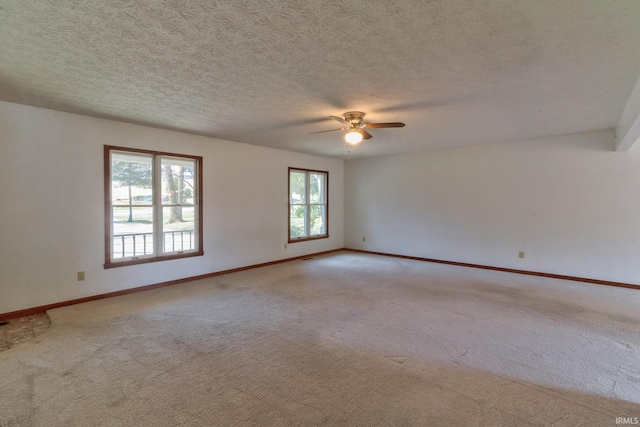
[310,111,405,144]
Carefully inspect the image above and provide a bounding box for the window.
[288,168,328,242]
[104,146,203,268]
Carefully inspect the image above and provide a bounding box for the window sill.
[104,250,204,269]
[288,235,329,244]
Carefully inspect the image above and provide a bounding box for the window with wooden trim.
[288,168,328,242]
[104,146,203,268]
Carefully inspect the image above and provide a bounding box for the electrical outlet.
[362,236,366,242]
[77,271,85,281]
[518,251,525,259]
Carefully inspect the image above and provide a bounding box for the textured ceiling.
[2,0,640,159]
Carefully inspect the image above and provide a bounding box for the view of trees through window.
[289,168,327,241]
[107,147,201,266]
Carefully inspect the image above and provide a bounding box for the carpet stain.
[385,356,408,364]
[550,412,585,426]
[329,331,343,341]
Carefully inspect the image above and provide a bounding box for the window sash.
[105,146,203,268]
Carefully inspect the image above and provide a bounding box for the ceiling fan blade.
[329,115,350,126]
[359,129,373,139]
[309,128,346,134]
[365,122,406,128]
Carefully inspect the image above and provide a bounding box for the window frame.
[288,167,329,243]
[104,145,204,268]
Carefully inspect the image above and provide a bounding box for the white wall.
[345,129,640,284]
[0,101,344,314]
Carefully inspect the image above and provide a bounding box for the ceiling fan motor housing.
[344,111,365,125]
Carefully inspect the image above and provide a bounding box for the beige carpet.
[1,251,639,426]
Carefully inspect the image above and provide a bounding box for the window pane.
[161,206,196,253]
[309,173,326,204]
[290,205,306,238]
[309,204,326,235]
[111,153,153,206]
[290,171,306,204]
[112,206,154,258]
[161,157,196,206]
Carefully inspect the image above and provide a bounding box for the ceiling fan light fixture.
[345,129,363,144]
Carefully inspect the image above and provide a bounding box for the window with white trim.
[288,168,328,242]
[105,146,203,268]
